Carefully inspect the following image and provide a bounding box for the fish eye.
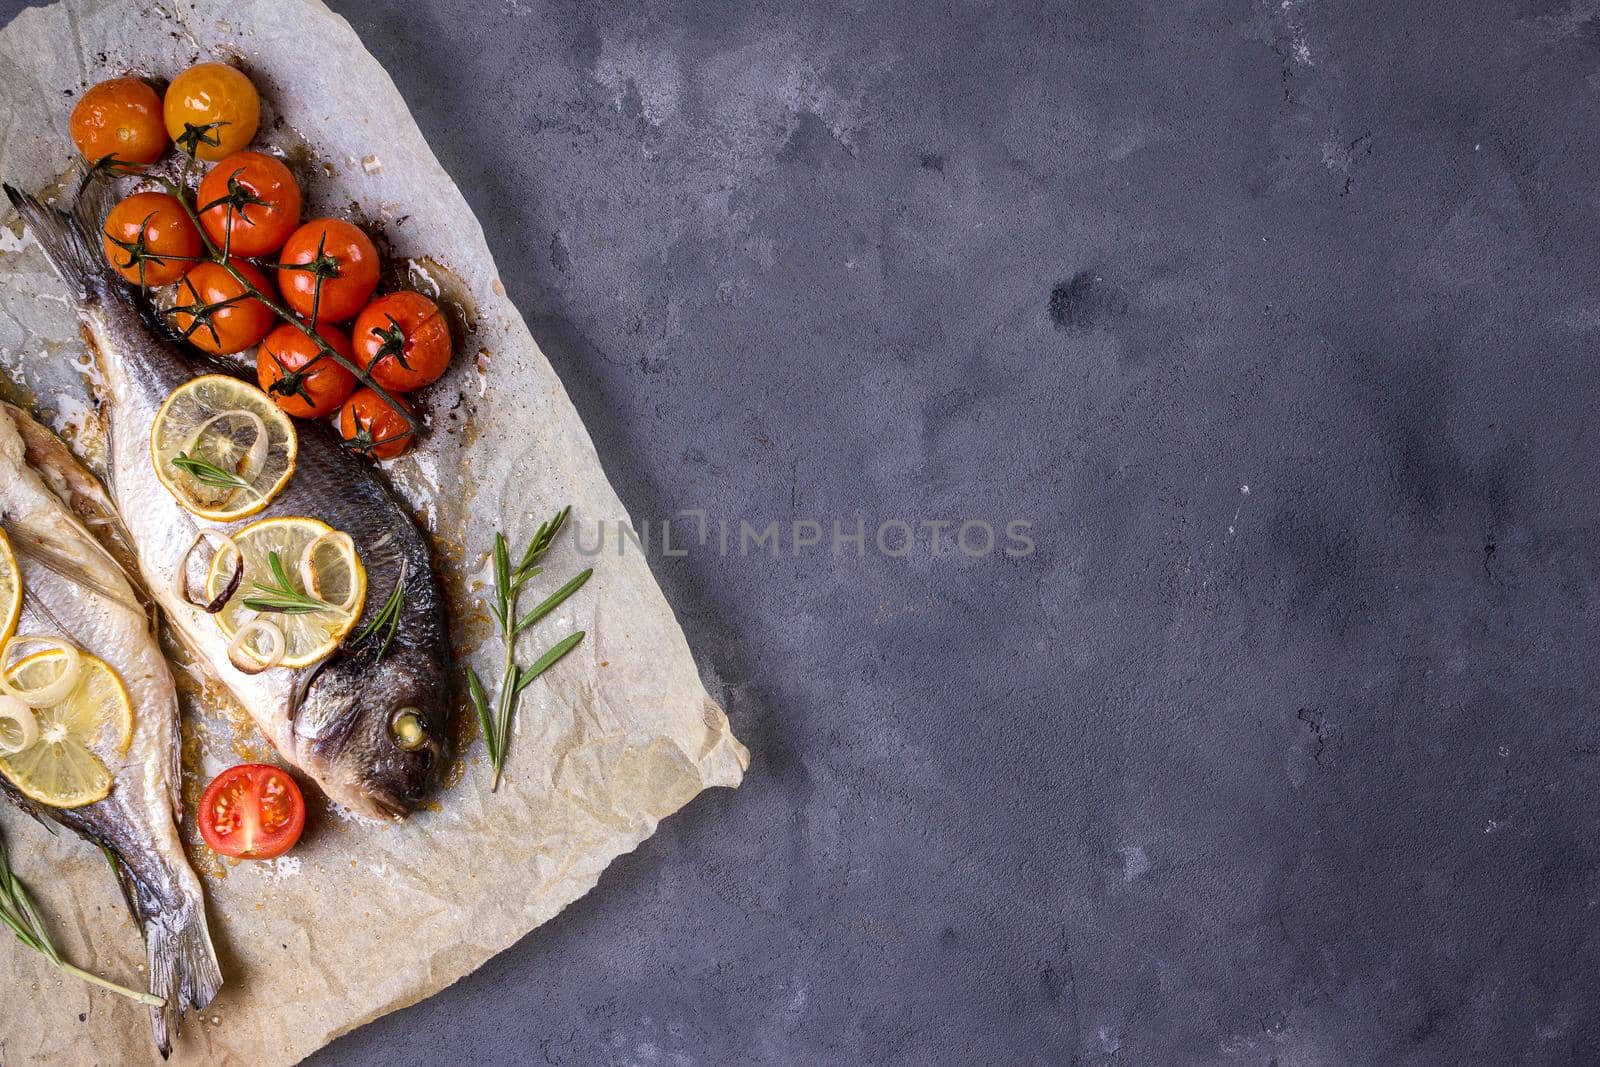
[390,708,427,750]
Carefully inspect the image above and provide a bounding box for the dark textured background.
[8,0,1600,1063]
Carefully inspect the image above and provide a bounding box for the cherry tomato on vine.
[169,260,276,355]
[277,219,380,323]
[164,62,260,161]
[197,151,303,257]
[70,76,166,166]
[198,763,305,860]
[338,388,416,460]
[351,291,452,393]
[100,192,201,287]
[257,321,357,419]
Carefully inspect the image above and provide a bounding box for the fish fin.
[10,528,132,608]
[2,400,122,549]
[19,588,78,642]
[0,776,58,834]
[2,182,112,298]
[142,901,223,1057]
[102,848,146,935]
[1,401,165,650]
[112,838,223,1056]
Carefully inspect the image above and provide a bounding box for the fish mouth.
[361,783,413,820]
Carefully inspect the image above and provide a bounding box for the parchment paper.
[0,1,749,1063]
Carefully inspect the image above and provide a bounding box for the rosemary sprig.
[0,826,164,1006]
[352,560,407,661]
[467,507,591,791]
[241,550,338,615]
[169,450,255,496]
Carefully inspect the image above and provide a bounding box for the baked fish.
[6,183,451,819]
[0,402,220,1055]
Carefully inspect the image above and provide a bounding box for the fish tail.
[3,181,112,298]
[142,900,223,1058]
[117,861,222,1060]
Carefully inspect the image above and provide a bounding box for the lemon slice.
[0,650,133,809]
[0,530,19,647]
[206,516,367,669]
[150,374,298,522]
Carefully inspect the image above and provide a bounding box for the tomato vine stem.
[133,168,425,441]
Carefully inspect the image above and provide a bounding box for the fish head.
[292,646,448,818]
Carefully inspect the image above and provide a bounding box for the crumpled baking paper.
[0,1,748,1062]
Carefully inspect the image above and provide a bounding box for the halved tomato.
[198,763,306,859]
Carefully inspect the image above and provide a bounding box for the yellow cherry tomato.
[164,62,260,161]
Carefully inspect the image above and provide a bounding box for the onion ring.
[174,529,244,613]
[227,615,286,674]
[300,530,360,613]
[0,636,84,708]
[0,695,38,754]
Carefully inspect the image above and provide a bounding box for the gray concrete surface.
[7,0,1600,1063]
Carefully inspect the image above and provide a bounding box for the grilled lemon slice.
[0,530,18,648]
[150,374,297,522]
[0,650,133,809]
[207,516,367,669]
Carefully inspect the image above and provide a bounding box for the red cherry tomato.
[257,321,357,419]
[351,291,452,393]
[276,218,379,323]
[198,764,306,860]
[197,151,303,257]
[169,260,276,355]
[100,191,201,287]
[338,388,417,460]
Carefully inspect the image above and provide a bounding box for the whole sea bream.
[0,401,220,1054]
[5,182,451,819]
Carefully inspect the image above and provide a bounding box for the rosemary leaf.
[268,550,294,591]
[511,564,541,594]
[513,631,585,695]
[170,450,253,494]
[241,592,331,615]
[352,562,407,661]
[513,568,593,637]
[493,533,511,606]
[466,667,495,760]
[519,505,570,572]
[242,550,338,615]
